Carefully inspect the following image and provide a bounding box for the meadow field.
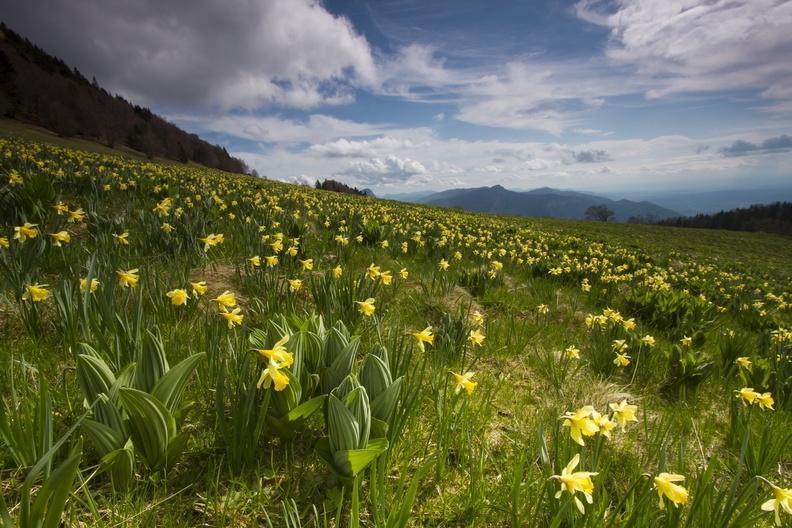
[0,137,790,527]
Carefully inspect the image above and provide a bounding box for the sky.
[3,0,792,195]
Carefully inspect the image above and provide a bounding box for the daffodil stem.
[253,389,272,445]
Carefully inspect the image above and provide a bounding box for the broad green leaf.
[326,394,359,453]
[118,387,175,469]
[151,352,205,415]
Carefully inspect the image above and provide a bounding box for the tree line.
[657,202,792,236]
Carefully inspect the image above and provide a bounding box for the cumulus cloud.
[337,155,428,185]
[310,137,414,158]
[2,0,377,110]
[573,149,610,163]
[720,135,792,157]
[575,0,792,107]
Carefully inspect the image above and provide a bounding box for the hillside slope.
[0,23,247,173]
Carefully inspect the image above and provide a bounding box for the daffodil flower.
[117,268,139,288]
[450,371,477,395]
[561,406,600,446]
[166,288,188,306]
[551,454,599,514]
[609,400,638,430]
[190,281,208,297]
[468,329,485,347]
[759,479,792,527]
[219,306,244,328]
[653,473,689,509]
[257,359,290,391]
[256,335,295,368]
[13,222,38,242]
[49,230,71,247]
[23,283,50,302]
[356,298,376,316]
[412,326,434,351]
[212,290,236,308]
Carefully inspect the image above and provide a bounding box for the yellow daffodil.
[468,328,485,347]
[199,233,224,251]
[736,357,752,370]
[356,298,376,316]
[113,231,129,245]
[537,304,549,314]
[166,288,188,306]
[366,263,381,280]
[736,387,760,406]
[614,352,631,367]
[0,236,8,249]
[13,222,38,242]
[68,208,86,223]
[49,231,71,247]
[680,336,693,347]
[265,255,279,267]
[190,281,208,297]
[220,306,244,328]
[161,222,174,233]
[470,310,485,326]
[256,335,294,368]
[412,326,435,351]
[380,270,393,285]
[450,371,477,395]
[399,268,408,279]
[757,392,775,411]
[257,359,290,391]
[653,473,689,509]
[23,283,50,302]
[117,268,139,288]
[565,345,580,359]
[760,480,792,527]
[299,258,313,271]
[438,258,450,271]
[331,265,343,278]
[609,400,638,430]
[288,278,302,292]
[641,335,656,347]
[212,290,237,308]
[80,277,100,293]
[561,406,600,446]
[551,454,599,514]
[53,201,69,215]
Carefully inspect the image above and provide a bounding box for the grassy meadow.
[0,137,790,527]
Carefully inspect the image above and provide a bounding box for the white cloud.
[575,0,792,108]
[310,137,415,158]
[337,155,429,185]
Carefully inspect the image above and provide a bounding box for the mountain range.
[384,185,679,222]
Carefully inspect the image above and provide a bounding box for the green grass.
[0,135,790,527]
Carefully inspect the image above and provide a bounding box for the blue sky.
[4,0,792,193]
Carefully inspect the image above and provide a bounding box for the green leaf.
[331,438,388,478]
[284,394,326,423]
[370,377,402,422]
[118,387,175,469]
[327,394,360,453]
[100,439,135,492]
[29,450,82,528]
[134,330,169,392]
[151,352,205,415]
[82,418,125,456]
